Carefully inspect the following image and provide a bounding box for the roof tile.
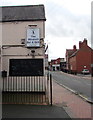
[0,5,46,22]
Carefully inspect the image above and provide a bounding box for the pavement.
[2,104,71,119]
[53,80,92,119]
[2,72,93,119]
[58,72,93,103]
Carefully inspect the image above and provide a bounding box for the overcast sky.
[0,0,92,61]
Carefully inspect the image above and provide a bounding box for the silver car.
[81,69,90,75]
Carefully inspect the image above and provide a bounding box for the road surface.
[50,71,92,103]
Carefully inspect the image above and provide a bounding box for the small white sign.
[26,28,40,47]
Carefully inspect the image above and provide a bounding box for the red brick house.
[50,58,61,71]
[66,45,77,71]
[50,58,66,71]
[67,39,93,74]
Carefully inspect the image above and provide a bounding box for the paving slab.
[2,104,71,119]
[52,80,92,119]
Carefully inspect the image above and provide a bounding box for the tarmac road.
[51,71,92,103]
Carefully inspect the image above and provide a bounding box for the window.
[9,59,44,76]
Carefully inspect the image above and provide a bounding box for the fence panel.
[2,75,50,104]
[3,76,47,92]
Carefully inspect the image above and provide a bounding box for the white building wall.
[2,21,45,45]
[1,21,45,75]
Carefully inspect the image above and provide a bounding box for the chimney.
[79,38,88,49]
[83,38,87,46]
[79,41,82,49]
[73,45,77,51]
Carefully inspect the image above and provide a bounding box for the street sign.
[26,28,40,47]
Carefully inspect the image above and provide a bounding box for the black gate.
[2,74,52,105]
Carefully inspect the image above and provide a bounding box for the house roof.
[66,49,75,57]
[69,50,79,57]
[70,45,93,58]
[0,5,46,22]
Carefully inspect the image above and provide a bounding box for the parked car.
[81,69,90,75]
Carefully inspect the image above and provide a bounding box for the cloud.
[0,0,91,60]
[45,2,91,39]
[47,36,79,60]
[50,0,92,15]
[0,0,47,6]
[45,1,91,60]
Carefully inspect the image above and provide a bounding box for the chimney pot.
[79,41,82,49]
[83,38,87,46]
[73,45,77,51]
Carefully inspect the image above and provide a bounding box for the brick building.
[66,45,77,71]
[50,58,60,71]
[50,58,66,71]
[66,39,93,74]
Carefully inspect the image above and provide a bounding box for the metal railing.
[2,74,52,105]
